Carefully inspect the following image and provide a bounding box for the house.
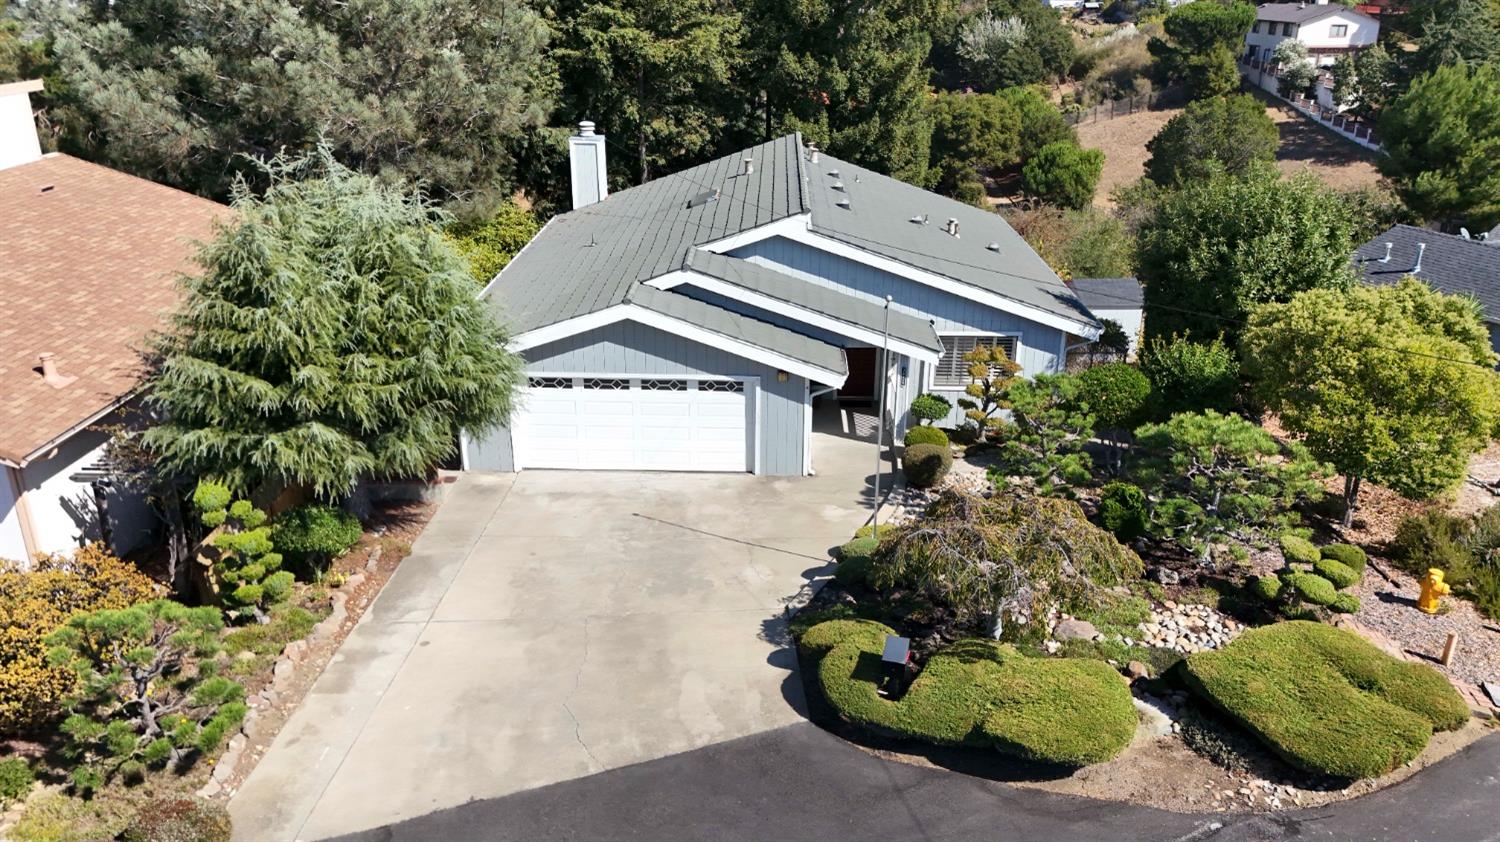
[1243,1,1380,67]
[1354,224,1500,357]
[462,123,1102,476]
[0,80,227,563]
[1067,277,1143,359]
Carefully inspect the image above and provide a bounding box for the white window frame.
[1329,23,1347,37]
[927,332,1020,390]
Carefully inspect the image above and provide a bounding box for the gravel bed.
[1352,563,1500,688]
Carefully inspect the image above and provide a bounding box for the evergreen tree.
[551,0,744,185]
[1148,1,1256,99]
[1144,94,1279,187]
[1378,63,1500,229]
[926,91,1020,203]
[746,0,942,183]
[143,149,523,497]
[1021,141,1104,210]
[23,0,552,203]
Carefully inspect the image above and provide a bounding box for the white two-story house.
[1243,1,1379,66]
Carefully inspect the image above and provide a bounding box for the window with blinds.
[934,335,1018,387]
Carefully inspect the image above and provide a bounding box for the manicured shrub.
[1139,333,1238,418]
[121,798,231,842]
[800,619,1136,765]
[902,443,953,488]
[1076,363,1150,431]
[0,758,34,805]
[1182,621,1468,778]
[1331,593,1361,614]
[1313,557,1360,590]
[909,393,953,425]
[1391,510,1475,583]
[272,504,363,570]
[1098,482,1148,541]
[1279,534,1320,566]
[903,426,950,448]
[1320,543,1367,573]
[194,482,292,623]
[854,523,898,541]
[0,545,156,734]
[1287,572,1337,606]
[835,538,880,586]
[1250,575,1282,602]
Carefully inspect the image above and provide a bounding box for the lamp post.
[871,295,893,533]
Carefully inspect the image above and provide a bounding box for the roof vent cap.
[831,180,845,191]
[37,352,76,389]
[806,142,819,164]
[986,242,1001,252]
[741,157,754,176]
[836,198,851,209]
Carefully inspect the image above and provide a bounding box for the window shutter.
[934,335,1018,387]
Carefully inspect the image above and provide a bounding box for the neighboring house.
[1354,224,1500,357]
[463,123,1101,476]
[0,80,226,563]
[1243,1,1379,66]
[1067,277,1143,359]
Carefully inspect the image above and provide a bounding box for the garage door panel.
[514,379,751,472]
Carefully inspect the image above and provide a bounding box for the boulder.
[1126,660,1150,680]
[1054,619,1100,641]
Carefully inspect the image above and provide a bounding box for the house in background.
[463,123,1101,476]
[1067,277,1143,359]
[1354,224,1500,358]
[0,79,226,563]
[1243,1,1380,66]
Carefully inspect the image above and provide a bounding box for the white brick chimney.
[0,79,44,171]
[568,120,608,210]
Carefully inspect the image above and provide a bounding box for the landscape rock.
[1132,695,1175,737]
[364,545,383,572]
[1054,618,1100,641]
[1126,660,1150,679]
[283,640,307,663]
[197,779,223,799]
[1147,566,1181,586]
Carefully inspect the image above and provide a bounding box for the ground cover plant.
[1181,621,1468,779]
[799,618,1136,766]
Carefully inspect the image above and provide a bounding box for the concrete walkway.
[230,428,887,840]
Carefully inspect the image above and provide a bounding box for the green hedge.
[902,444,953,488]
[799,619,1136,766]
[1313,557,1360,590]
[1320,543,1367,573]
[903,426,950,448]
[1287,571,1337,606]
[835,538,880,586]
[1279,534,1320,566]
[1182,621,1469,779]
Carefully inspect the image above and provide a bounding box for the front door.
[839,348,878,404]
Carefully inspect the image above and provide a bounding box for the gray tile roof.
[483,132,1097,366]
[1255,3,1360,23]
[682,250,944,352]
[1354,225,1500,323]
[624,285,847,375]
[1069,277,1143,310]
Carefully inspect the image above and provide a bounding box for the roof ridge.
[792,132,810,215]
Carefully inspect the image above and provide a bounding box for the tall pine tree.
[144,149,523,497]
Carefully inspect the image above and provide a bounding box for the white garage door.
[512,376,753,472]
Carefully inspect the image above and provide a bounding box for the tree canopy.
[143,150,523,497]
[1137,171,1358,346]
[1144,94,1279,187]
[21,0,552,204]
[1021,142,1104,210]
[1378,63,1500,229]
[955,1,1077,91]
[1243,278,1500,524]
[1148,1,1256,99]
[927,91,1020,204]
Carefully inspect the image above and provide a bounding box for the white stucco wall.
[0,87,42,171]
[16,416,155,559]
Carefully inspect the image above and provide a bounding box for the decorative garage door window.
[582,377,631,390]
[700,380,744,393]
[642,379,689,391]
[934,335,1018,387]
[528,377,573,389]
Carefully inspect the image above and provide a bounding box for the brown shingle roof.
[0,154,227,465]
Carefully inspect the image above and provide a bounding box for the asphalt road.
[332,723,1500,842]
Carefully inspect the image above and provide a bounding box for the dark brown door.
[839,348,878,404]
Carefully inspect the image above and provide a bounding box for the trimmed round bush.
[835,537,880,586]
[854,523,897,541]
[1320,543,1368,573]
[122,798,231,842]
[1289,572,1337,606]
[0,758,33,805]
[1098,482,1148,541]
[271,504,362,568]
[903,425,950,448]
[1250,575,1284,602]
[799,619,1136,766]
[909,393,953,424]
[1279,534,1320,566]
[1313,557,1361,590]
[903,443,953,489]
[1331,593,1361,614]
[1181,621,1467,778]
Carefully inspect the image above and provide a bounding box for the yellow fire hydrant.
[1418,568,1451,614]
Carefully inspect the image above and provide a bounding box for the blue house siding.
[729,236,1068,426]
[464,319,809,476]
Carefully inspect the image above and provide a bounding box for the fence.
[1238,58,1382,151]
[1063,90,1172,126]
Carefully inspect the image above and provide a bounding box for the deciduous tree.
[1243,279,1500,525]
[143,149,523,498]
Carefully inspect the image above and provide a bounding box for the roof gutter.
[7,388,141,469]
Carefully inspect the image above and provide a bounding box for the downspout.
[805,384,839,476]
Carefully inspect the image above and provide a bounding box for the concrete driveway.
[230,428,882,840]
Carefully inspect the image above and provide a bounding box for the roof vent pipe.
[38,352,76,389]
[986,242,1001,252]
[1379,242,1392,263]
[1413,242,1426,273]
[807,142,819,164]
[741,157,754,176]
[568,119,608,210]
[945,218,960,237]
